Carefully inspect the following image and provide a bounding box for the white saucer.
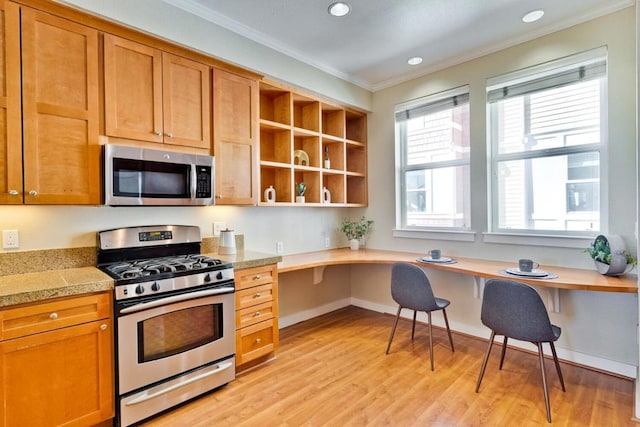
[504,267,548,277]
[418,256,453,263]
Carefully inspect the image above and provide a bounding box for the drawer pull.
[253,275,261,280]
[49,312,58,320]
[255,338,262,344]
[254,311,261,317]
[253,292,262,298]
[100,324,108,331]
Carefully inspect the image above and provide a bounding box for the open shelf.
[258,80,367,207]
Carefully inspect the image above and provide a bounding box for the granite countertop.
[0,267,114,308]
[0,249,281,309]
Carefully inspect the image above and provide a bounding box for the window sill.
[392,228,476,242]
[482,232,594,249]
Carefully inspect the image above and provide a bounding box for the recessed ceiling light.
[407,56,423,66]
[328,2,350,17]
[522,9,544,23]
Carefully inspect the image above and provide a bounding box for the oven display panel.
[139,231,173,242]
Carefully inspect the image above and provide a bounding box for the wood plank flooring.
[143,306,636,426]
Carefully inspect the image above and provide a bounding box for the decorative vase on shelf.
[295,195,305,203]
[349,239,360,250]
[264,185,276,203]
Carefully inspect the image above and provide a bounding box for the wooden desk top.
[278,248,637,293]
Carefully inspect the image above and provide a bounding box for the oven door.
[116,287,234,394]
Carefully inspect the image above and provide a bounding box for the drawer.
[0,293,112,341]
[235,283,275,310]
[235,300,276,329]
[235,264,277,291]
[236,318,275,364]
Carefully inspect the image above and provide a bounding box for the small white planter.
[349,239,360,250]
[295,196,305,203]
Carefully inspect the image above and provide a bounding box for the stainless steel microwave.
[104,145,215,206]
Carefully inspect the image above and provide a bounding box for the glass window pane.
[405,165,470,228]
[496,79,601,155]
[496,154,599,232]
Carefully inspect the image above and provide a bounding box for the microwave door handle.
[190,164,197,200]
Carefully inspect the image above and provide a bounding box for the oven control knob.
[135,284,145,295]
[216,271,223,280]
[151,282,160,292]
[204,273,211,282]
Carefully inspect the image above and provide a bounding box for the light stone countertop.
[0,250,281,309]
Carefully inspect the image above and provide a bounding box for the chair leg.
[537,342,552,423]
[411,310,417,341]
[386,306,402,354]
[426,311,434,371]
[499,336,508,370]
[549,342,566,392]
[476,331,496,393]
[442,308,455,352]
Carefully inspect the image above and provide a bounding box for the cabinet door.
[163,52,211,149]
[213,69,259,204]
[0,320,113,427]
[21,8,101,204]
[104,34,163,143]
[0,1,21,204]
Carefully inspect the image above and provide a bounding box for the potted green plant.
[295,182,306,203]
[584,234,636,276]
[339,216,373,250]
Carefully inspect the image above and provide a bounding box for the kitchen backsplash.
[0,235,244,276]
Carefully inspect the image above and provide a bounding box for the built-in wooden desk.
[278,249,637,312]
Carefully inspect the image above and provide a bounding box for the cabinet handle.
[166,132,174,138]
[215,194,223,199]
[253,275,261,280]
[49,312,58,320]
[9,190,18,196]
[29,190,38,196]
[155,131,162,136]
[255,338,262,344]
[253,292,262,298]
[254,311,261,317]
[100,324,108,331]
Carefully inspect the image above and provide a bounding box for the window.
[487,48,606,235]
[395,86,471,229]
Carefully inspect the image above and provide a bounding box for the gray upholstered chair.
[475,278,566,423]
[385,262,454,371]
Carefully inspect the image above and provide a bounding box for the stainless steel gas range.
[97,225,235,427]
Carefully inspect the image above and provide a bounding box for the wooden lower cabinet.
[234,264,278,369]
[0,293,114,427]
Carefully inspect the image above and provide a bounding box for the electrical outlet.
[213,222,226,236]
[325,236,330,248]
[2,229,19,249]
[276,241,284,254]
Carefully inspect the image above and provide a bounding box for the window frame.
[486,47,608,238]
[394,85,471,232]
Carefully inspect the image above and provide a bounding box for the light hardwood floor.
[144,306,636,426]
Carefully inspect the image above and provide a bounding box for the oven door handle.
[124,360,234,406]
[119,286,234,314]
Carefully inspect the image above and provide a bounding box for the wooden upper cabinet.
[213,69,259,204]
[0,1,21,205]
[104,34,211,149]
[163,52,211,149]
[20,7,101,204]
[104,34,163,143]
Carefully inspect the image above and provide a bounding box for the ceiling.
[164,0,634,91]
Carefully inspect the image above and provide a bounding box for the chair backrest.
[390,262,439,312]
[481,279,556,342]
